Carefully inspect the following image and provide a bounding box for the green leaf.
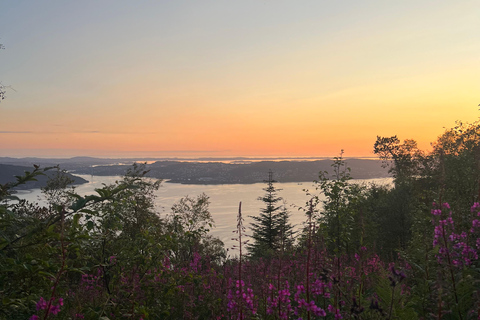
[79,209,97,216]
[38,271,55,278]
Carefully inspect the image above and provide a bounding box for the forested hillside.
[0,164,87,189]
[73,158,389,184]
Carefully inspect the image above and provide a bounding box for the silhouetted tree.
[249,171,293,257]
[373,136,425,184]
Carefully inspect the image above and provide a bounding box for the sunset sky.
[1,1,479,158]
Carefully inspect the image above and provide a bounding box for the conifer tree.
[278,200,295,251]
[249,171,294,257]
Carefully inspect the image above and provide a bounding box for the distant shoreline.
[1,157,391,187]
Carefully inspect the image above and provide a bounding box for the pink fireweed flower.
[36,297,47,310]
[434,225,443,237]
[311,279,327,295]
[313,306,326,317]
[301,301,326,316]
[327,305,343,319]
[298,299,308,308]
[439,219,450,226]
[279,288,290,297]
[453,242,464,250]
[471,202,480,213]
[50,305,61,315]
[472,220,480,229]
[296,285,305,293]
[226,290,236,312]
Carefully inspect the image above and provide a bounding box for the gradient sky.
[1,0,479,158]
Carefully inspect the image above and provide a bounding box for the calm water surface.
[15,175,392,251]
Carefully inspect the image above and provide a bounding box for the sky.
[0,0,479,158]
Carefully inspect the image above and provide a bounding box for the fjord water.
[15,175,393,251]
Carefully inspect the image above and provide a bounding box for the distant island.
[0,157,390,185]
[119,159,390,184]
[0,164,88,190]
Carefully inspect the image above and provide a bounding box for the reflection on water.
[15,175,393,252]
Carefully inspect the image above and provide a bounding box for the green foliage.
[373,183,417,258]
[374,121,480,215]
[372,120,480,318]
[170,193,213,235]
[433,120,480,222]
[372,121,480,258]
[167,193,225,265]
[0,164,162,318]
[374,136,426,184]
[249,171,294,257]
[373,268,418,319]
[312,151,367,255]
[0,162,229,319]
[41,167,76,209]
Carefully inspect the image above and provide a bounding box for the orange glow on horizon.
[1,2,479,158]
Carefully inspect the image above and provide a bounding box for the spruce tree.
[277,200,295,252]
[249,171,294,257]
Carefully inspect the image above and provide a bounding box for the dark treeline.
[1,120,479,319]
